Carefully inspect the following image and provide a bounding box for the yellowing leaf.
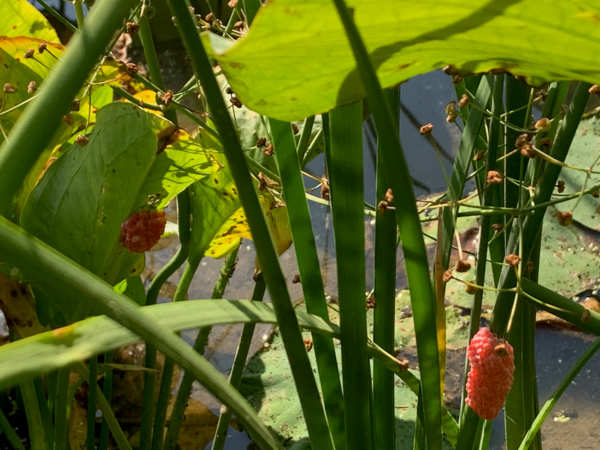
[0,0,60,43]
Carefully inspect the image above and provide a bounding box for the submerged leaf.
[206,0,600,120]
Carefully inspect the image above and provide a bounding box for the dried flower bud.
[230,96,242,108]
[539,137,552,147]
[492,223,503,232]
[205,13,213,21]
[445,100,457,116]
[458,93,469,108]
[582,309,591,323]
[385,188,394,203]
[61,113,74,126]
[419,123,433,135]
[473,150,485,161]
[398,358,410,372]
[366,293,376,309]
[446,114,457,123]
[303,338,313,352]
[534,118,551,131]
[455,259,471,273]
[515,133,531,148]
[589,85,600,95]
[442,269,453,283]
[487,170,503,185]
[3,83,16,94]
[225,86,233,94]
[126,22,140,34]
[256,136,267,147]
[452,75,463,84]
[292,274,300,284]
[171,16,178,25]
[143,6,156,19]
[188,6,195,13]
[321,179,330,200]
[38,42,47,53]
[520,143,535,158]
[443,65,459,76]
[557,180,565,193]
[27,81,37,93]
[505,254,520,267]
[525,261,534,273]
[228,0,238,7]
[263,143,274,156]
[161,90,173,107]
[292,123,299,135]
[257,172,267,191]
[234,20,244,28]
[24,48,35,59]
[556,210,573,226]
[539,89,548,101]
[466,284,478,295]
[378,200,388,215]
[126,62,138,75]
[75,135,89,146]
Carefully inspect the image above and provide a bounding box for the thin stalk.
[165,2,333,448]
[54,367,70,450]
[301,128,324,168]
[36,0,78,34]
[0,407,26,450]
[98,351,113,450]
[296,116,316,162]
[0,217,283,450]
[0,0,136,219]
[328,104,371,450]
[210,277,267,450]
[33,377,54,450]
[87,356,98,450]
[372,87,398,450]
[74,1,85,28]
[271,118,345,450]
[329,1,442,448]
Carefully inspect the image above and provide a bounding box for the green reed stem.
[98,351,113,450]
[166,2,334,448]
[33,377,54,450]
[36,0,78,34]
[0,406,26,450]
[0,0,135,219]
[210,276,267,450]
[74,0,85,28]
[87,355,98,450]
[296,116,316,162]
[53,367,70,450]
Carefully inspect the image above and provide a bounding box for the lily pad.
[0,0,60,42]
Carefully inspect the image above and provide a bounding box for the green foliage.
[0,0,60,41]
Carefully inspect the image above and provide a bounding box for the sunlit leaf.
[0,0,60,42]
[205,0,600,120]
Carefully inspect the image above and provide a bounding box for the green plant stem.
[210,277,267,450]
[36,0,78,33]
[372,87,398,450]
[33,377,54,450]
[0,407,26,450]
[301,128,324,168]
[0,218,283,450]
[296,116,315,162]
[518,335,600,450]
[87,356,98,450]
[54,367,70,450]
[165,1,334,448]
[0,0,136,219]
[329,1,442,448]
[74,0,85,28]
[272,118,346,450]
[98,351,113,450]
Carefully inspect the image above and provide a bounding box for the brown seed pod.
[486,170,503,185]
[321,179,330,200]
[419,123,433,135]
[525,261,534,274]
[385,188,394,203]
[75,135,89,147]
[589,85,600,95]
[71,99,80,112]
[303,338,313,352]
[230,96,242,108]
[205,13,213,21]
[534,118,551,131]
[556,210,573,226]
[125,63,138,75]
[228,0,238,6]
[225,86,233,94]
[366,293,376,309]
[161,90,174,107]
[515,133,531,148]
[291,123,299,135]
[455,259,471,273]
[443,269,453,283]
[473,150,485,161]
[458,93,469,108]
[377,200,388,215]
[539,137,552,147]
[27,81,37,94]
[256,136,267,147]
[234,20,244,28]
[492,223,503,232]
[61,113,74,126]
[505,254,520,267]
[263,143,274,156]
[126,22,140,34]
[582,309,591,323]
[24,48,35,59]
[3,83,16,94]
[466,284,478,295]
[520,143,536,158]
[445,100,457,116]
[446,114,457,123]
[38,42,47,53]
[557,180,565,193]
[452,75,463,84]
[398,359,410,372]
[292,274,300,284]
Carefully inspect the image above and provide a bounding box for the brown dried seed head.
[525,261,534,274]
[445,100,457,116]
[486,170,503,185]
[539,137,552,147]
[494,344,509,357]
[303,338,313,352]
[125,63,138,75]
[291,123,299,135]
[234,20,244,28]
[161,90,174,107]
[71,99,80,112]
[398,358,410,372]
[515,133,531,148]
[24,48,35,59]
[263,143,274,156]
[3,83,16,94]
[419,123,433,135]
[378,200,388,215]
[75,135,89,146]
[556,210,573,226]
[27,81,37,94]
[589,85,600,95]
[256,136,267,147]
[452,75,463,84]
[473,150,485,161]
[458,93,469,108]
[321,179,330,200]
[225,86,233,94]
[539,89,548,101]
[492,223,503,232]
[292,274,300,284]
[230,96,242,108]
[205,13,213,21]
[520,143,536,158]
[534,118,551,131]
[443,269,453,283]
[385,188,394,203]
[582,309,591,323]
[126,22,140,34]
[38,42,47,53]
[557,180,565,193]
[61,113,74,126]
[466,284,478,295]
[366,293,376,309]
[591,188,600,198]
[228,0,238,6]
[505,254,520,267]
[257,172,267,191]
[455,259,471,273]
[446,114,457,123]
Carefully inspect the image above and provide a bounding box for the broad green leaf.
[21,103,219,321]
[0,0,60,42]
[205,0,600,121]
